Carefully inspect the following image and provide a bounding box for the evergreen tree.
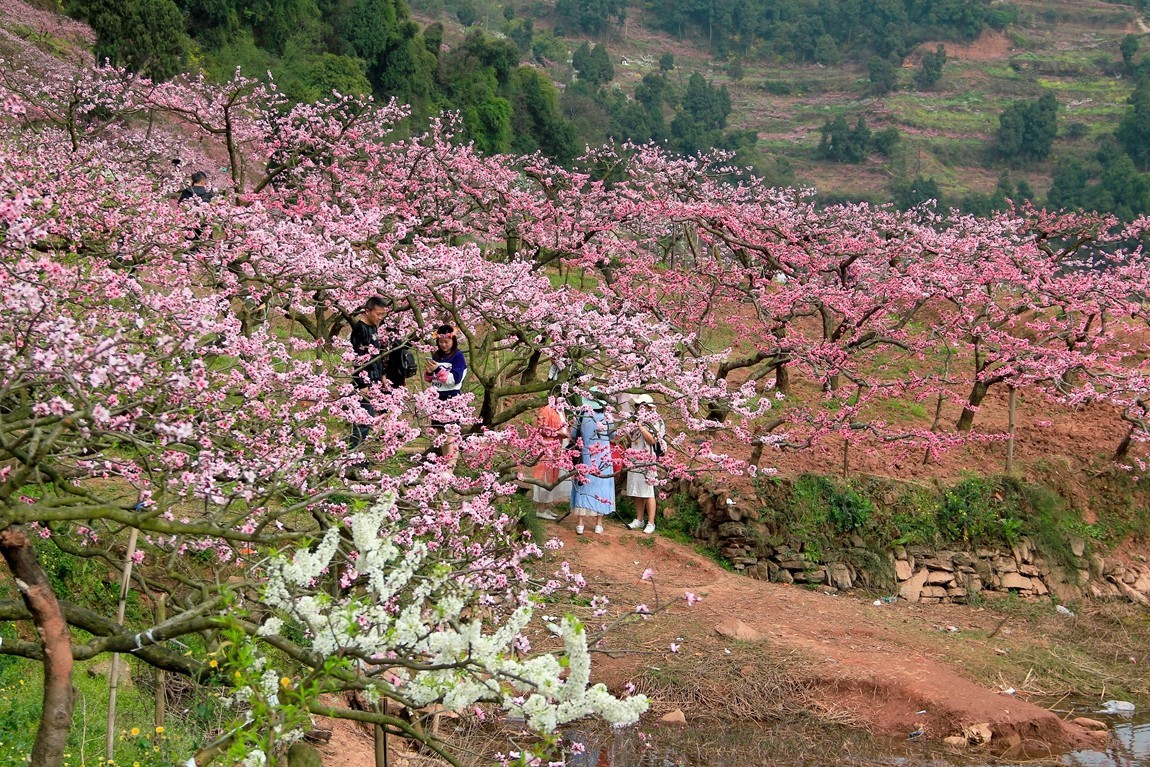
[509,67,578,162]
[819,115,870,163]
[573,42,614,87]
[73,0,188,80]
[914,44,946,90]
[555,0,627,35]
[891,175,941,210]
[1118,76,1150,170]
[995,92,1058,163]
[1121,34,1140,72]
[1047,158,1090,210]
[867,55,898,95]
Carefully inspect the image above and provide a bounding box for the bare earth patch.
[554,526,1100,756]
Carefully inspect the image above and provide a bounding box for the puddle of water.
[1063,716,1150,767]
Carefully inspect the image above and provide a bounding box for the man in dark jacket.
[178,171,214,204]
[349,295,389,450]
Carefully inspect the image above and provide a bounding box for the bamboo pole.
[106,527,139,763]
[155,593,166,729]
[1006,386,1017,473]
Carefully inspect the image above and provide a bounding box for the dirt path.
[557,523,1097,756]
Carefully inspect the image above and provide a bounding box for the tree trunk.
[0,525,75,767]
[956,380,990,432]
[1113,424,1136,462]
[774,362,789,396]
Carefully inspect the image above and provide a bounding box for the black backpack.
[399,348,418,379]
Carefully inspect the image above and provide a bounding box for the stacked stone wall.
[676,479,1150,605]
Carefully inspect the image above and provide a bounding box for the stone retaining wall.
[677,479,1150,606]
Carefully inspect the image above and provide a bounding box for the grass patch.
[0,657,225,767]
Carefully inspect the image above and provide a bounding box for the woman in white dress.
[624,394,663,534]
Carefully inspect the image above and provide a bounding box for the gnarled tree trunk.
[0,525,74,767]
[956,380,990,432]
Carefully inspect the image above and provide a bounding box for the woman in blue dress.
[570,393,615,534]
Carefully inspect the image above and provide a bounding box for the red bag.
[611,442,625,475]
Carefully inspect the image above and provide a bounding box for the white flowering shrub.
[248,493,647,750]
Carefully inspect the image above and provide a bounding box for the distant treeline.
[62,0,774,174]
[642,0,1017,61]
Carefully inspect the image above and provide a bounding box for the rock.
[287,742,324,767]
[773,568,794,585]
[1069,537,1086,558]
[1086,729,1110,742]
[1019,564,1041,577]
[87,659,133,689]
[943,735,968,749]
[827,563,853,591]
[899,569,930,602]
[946,587,969,599]
[717,521,748,538]
[963,722,992,745]
[926,570,956,585]
[1072,717,1108,732]
[1115,579,1150,607]
[1031,578,1049,596]
[994,556,1018,574]
[895,559,914,581]
[920,555,955,572]
[921,586,948,599]
[849,533,865,548]
[1011,539,1032,565]
[714,619,766,642]
[795,568,827,584]
[1000,572,1033,591]
[1134,572,1150,592]
[1049,579,1083,604]
[660,709,687,727]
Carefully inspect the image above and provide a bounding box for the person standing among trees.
[178,170,214,203]
[532,399,571,520]
[348,295,389,451]
[625,394,664,534]
[570,390,615,535]
[425,324,468,468]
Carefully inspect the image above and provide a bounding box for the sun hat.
[632,393,655,406]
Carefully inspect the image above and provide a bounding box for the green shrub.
[661,492,704,543]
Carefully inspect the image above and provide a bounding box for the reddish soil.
[914,31,1014,63]
[552,524,1098,755]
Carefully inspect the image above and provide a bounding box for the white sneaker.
[628,519,644,530]
[594,523,604,534]
[575,523,584,535]
[537,509,560,521]
[643,523,656,535]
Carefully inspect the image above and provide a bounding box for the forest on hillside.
[57,0,1150,219]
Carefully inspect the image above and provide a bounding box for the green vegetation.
[995,91,1059,163]
[50,0,1150,217]
[753,472,1146,565]
[645,0,1009,62]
